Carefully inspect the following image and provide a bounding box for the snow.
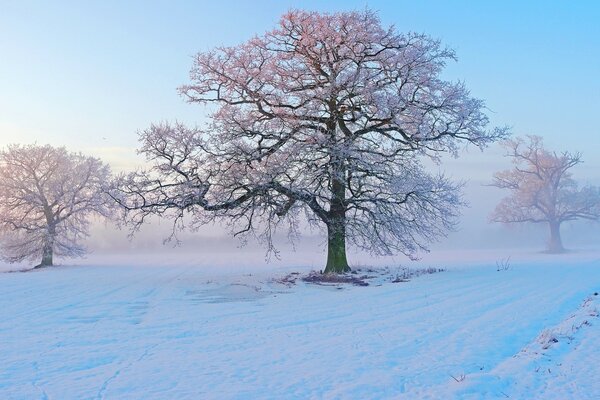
[451,294,600,399]
[1,251,599,399]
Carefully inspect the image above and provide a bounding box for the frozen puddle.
[186,283,287,303]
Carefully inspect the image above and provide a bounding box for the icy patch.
[185,283,287,303]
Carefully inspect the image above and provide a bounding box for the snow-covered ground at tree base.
[1,249,600,399]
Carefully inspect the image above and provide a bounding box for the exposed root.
[271,266,445,288]
[302,272,371,286]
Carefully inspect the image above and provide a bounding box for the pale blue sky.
[1,0,599,176]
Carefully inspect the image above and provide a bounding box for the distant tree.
[490,135,600,253]
[113,9,506,273]
[0,144,113,267]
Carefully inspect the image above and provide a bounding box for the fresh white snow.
[1,251,599,399]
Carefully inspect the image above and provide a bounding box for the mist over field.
[85,156,600,264]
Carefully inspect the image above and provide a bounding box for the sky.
[1,0,600,255]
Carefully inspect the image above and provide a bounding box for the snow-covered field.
[1,251,599,399]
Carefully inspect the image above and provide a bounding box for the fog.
[82,144,600,269]
[4,135,598,269]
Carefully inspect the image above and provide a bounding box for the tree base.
[303,271,368,286]
[324,235,350,274]
[323,264,351,274]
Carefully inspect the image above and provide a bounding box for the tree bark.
[325,221,350,274]
[324,157,350,274]
[547,220,564,253]
[37,230,55,268]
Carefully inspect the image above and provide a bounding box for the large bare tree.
[0,144,113,267]
[490,135,600,253]
[113,10,506,273]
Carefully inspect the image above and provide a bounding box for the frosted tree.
[113,10,506,273]
[0,144,113,267]
[490,136,600,253]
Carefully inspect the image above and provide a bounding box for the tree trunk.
[325,222,350,274]
[323,109,351,274]
[547,220,564,253]
[37,230,55,268]
[324,159,350,274]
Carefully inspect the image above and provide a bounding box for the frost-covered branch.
[0,145,113,267]
[490,135,600,252]
[114,9,506,272]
